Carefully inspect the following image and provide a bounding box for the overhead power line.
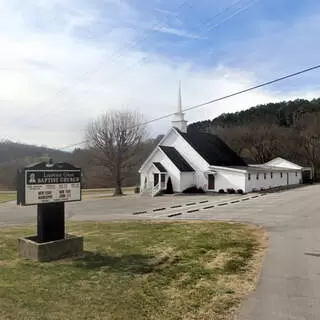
[204,0,260,32]
[135,64,320,126]
[184,64,320,112]
[60,141,88,151]
[57,63,320,151]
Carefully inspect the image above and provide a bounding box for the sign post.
[17,161,84,261]
[37,202,65,243]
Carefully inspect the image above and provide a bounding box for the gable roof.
[241,157,258,165]
[231,165,298,172]
[159,146,194,172]
[138,128,177,173]
[177,130,247,167]
[265,157,304,169]
[153,162,167,173]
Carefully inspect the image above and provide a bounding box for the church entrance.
[208,174,215,190]
[154,173,159,187]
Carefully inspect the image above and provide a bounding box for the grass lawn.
[0,222,267,320]
[0,189,135,203]
[82,187,134,195]
[81,187,135,199]
[0,192,16,203]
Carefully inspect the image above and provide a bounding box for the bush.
[182,186,205,194]
[218,189,225,194]
[227,188,236,194]
[134,186,140,194]
[237,189,244,194]
[165,177,173,194]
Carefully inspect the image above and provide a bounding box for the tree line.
[1,97,320,193]
[0,112,162,194]
[189,97,320,179]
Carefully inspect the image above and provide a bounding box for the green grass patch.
[82,187,134,194]
[0,192,16,203]
[0,189,135,203]
[82,187,135,199]
[0,222,267,320]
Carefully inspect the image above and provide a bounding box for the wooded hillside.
[189,98,320,130]
[0,137,162,190]
[0,141,72,190]
[189,97,320,178]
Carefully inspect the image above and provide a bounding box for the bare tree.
[241,123,282,163]
[209,124,283,163]
[86,110,147,196]
[209,126,248,155]
[295,112,320,179]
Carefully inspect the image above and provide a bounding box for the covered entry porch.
[152,162,168,196]
[141,162,169,197]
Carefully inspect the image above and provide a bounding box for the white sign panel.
[24,170,81,205]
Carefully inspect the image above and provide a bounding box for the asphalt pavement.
[175,185,320,320]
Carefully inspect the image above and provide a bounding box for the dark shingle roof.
[177,130,247,167]
[153,162,167,172]
[241,157,258,165]
[159,146,194,172]
[231,165,295,172]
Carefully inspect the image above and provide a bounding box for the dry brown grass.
[0,222,267,320]
[0,192,16,203]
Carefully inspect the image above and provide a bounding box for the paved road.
[1,185,320,319]
[172,185,320,320]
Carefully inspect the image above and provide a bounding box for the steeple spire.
[172,81,188,133]
[178,80,182,113]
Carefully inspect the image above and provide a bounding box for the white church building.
[139,88,306,196]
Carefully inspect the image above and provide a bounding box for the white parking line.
[148,194,267,219]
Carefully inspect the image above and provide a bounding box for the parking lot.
[0,193,249,226]
[0,186,317,228]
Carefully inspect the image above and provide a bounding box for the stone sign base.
[18,234,84,262]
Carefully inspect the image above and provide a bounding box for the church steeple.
[177,80,182,113]
[172,82,188,133]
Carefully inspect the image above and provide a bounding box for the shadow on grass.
[72,251,156,275]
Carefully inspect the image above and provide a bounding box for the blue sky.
[0,0,319,148]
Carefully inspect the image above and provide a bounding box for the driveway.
[171,185,320,320]
[1,185,320,319]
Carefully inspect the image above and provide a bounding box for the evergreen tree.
[166,177,173,194]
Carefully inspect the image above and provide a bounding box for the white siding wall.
[245,170,302,192]
[180,172,196,192]
[214,170,246,192]
[246,171,282,192]
[162,130,210,190]
[140,172,147,190]
[288,171,302,184]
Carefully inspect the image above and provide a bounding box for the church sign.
[17,162,81,206]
